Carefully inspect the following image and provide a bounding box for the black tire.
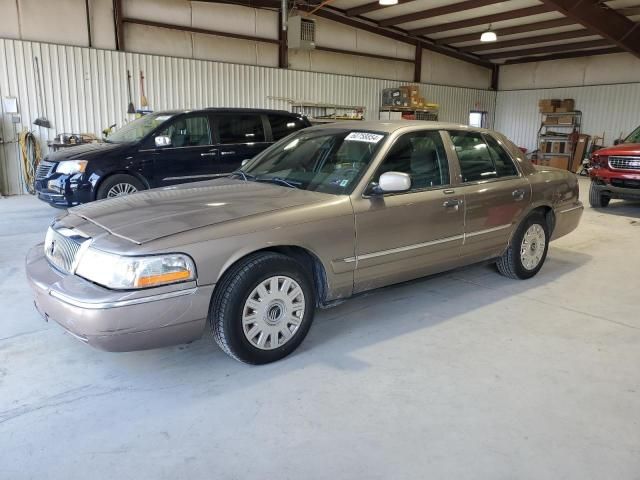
[496,212,549,280]
[589,182,610,208]
[209,252,316,364]
[96,174,144,200]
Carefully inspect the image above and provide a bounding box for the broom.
[140,71,148,108]
[126,70,135,114]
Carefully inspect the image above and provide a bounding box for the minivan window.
[156,115,211,147]
[449,131,497,182]
[269,115,306,141]
[108,113,175,143]
[624,125,640,144]
[218,115,265,144]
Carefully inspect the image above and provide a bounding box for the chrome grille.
[44,227,88,273]
[35,160,56,180]
[609,156,640,170]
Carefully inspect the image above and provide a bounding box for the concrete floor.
[1,177,639,479]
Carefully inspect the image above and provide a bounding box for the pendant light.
[480,25,497,42]
[379,0,398,5]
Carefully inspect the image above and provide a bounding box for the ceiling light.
[480,25,497,42]
[379,0,398,5]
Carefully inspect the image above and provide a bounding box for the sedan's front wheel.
[209,252,315,364]
[496,212,549,280]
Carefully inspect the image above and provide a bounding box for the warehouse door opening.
[469,111,487,128]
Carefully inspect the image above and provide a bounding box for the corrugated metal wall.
[0,38,496,195]
[495,83,640,152]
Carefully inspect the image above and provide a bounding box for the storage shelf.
[541,111,582,116]
[540,152,572,157]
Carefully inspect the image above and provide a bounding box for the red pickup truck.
[589,126,640,207]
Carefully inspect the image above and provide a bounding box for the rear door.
[351,129,465,293]
[149,113,220,187]
[445,130,531,261]
[213,113,271,172]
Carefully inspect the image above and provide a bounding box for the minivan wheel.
[496,212,549,280]
[96,174,144,200]
[589,182,610,208]
[209,252,316,364]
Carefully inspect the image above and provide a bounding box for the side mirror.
[155,135,172,148]
[613,138,622,145]
[378,171,411,193]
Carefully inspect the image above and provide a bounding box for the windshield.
[241,129,386,195]
[624,125,640,144]
[107,113,175,143]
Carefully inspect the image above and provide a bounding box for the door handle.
[512,189,525,201]
[200,152,217,157]
[220,151,235,156]
[442,199,463,209]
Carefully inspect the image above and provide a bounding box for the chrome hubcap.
[107,183,138,197]
[520,224,546,270]
[242,275,306,350]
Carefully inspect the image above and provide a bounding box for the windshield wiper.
[255,176,301,189]
[231,170,256,181]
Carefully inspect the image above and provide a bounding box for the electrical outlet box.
[288,16,315,50]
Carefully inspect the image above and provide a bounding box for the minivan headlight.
[56,160,88,175]
[75,248,196,289]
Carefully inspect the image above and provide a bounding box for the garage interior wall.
[0,37,496,195]
[495,53,640,152]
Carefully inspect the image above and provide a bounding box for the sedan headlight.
[75,248,196,289]
[56,160,88,175]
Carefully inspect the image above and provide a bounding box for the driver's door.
[351,130,465,293]
[147,113,220,187]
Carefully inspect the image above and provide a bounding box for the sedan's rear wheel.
[209,252,315,364]
[496,212,549,280]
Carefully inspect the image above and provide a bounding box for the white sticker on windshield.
[345,132,384,143]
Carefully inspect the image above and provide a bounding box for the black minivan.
[35,108,311,207]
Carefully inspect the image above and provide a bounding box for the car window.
[269,115,306,140]
[624,125,640,143]
[218,114,265,144]
[484,134,518,177]
[374,130,449,190]
[242,129,386,195]
[157,115,211,148]
[449,131,497,182]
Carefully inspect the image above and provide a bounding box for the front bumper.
[26,244,214,351]
[590,169,640,200]
[35,173,93,207]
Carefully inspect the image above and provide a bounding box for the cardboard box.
[539,99,561,113]
[545,117,558,125]
[400,85,420,99]
[557,115,573,125]
[554,107,568,113]
[561,99,575,111]
[551,142,561,153]
[547,156,569,169]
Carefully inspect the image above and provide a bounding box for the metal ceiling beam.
[378,0,504,27]
[539,0,640,59]
[465,29,593,52]
[346,0,416,17]
[480,39,611,59]
[295,4,494,68]
[409,5,552,36]
[503,46,622,64]
[435,18,575,44]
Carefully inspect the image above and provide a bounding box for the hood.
[46,141,131,162]
[595,143,640,157]
[68,178,331,244]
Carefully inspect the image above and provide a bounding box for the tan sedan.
[26,121,583,364]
